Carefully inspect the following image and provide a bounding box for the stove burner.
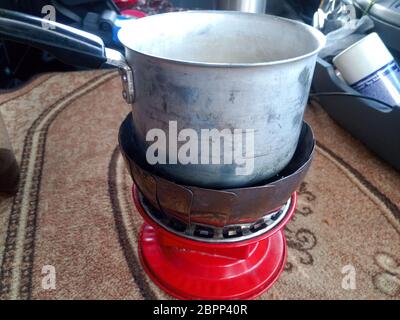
[137,189,292,243]
[133,185,297,300]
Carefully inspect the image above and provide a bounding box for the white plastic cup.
[333,32,400,106]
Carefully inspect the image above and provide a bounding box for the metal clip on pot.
[0,9,135,103]
[105,48,135,103]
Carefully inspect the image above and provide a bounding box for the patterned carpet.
[0,70,399,300]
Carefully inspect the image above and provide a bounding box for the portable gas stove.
[133,186,297,300]
[119,114,315,300]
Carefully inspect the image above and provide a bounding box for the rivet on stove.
[271,211,282,221]
[250,220,267,232]
[194,226,214,238]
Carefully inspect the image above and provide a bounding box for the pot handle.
[0,9,135,103]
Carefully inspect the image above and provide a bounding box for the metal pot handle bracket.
[0,9,135,103]
[105,48,135,104]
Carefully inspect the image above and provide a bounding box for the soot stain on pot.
[196,111,219,123]
[292,111,303,127]
[298,66,313,109]
[168,84,200,105]
[229,91,235,104]
[298,66,311,88]
[219,163,238,177]
[192,25,211,36]
[229,89,240,104]
[205,97,213,109]
[152,65,200,105]
[155,70,167,84]
[148,81,157,97]
[267,111,281,123]
[150,66,167,90]
[162,94,168,112]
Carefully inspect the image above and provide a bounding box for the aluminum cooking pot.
[0,9,325,188]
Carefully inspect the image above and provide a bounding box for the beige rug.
[0,70,399,300]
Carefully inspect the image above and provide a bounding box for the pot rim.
[117,10,326,68]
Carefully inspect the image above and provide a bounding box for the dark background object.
[311,58,400,172]
[0,148,19,195]
[0,0,73,89]
[353,0,400,57]
[0,0,320,89]
[170,0,320,21]
[0,9,108,69]
[0,114,19,195]
[0,0,119,89]
[311,1,400,172]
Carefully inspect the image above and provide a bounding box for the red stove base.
[133,186,297,300]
